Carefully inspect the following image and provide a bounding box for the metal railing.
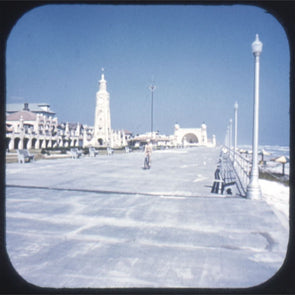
[222,146,251,197]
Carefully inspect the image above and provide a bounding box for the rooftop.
[6,103,55,115]
[6,110,37,121]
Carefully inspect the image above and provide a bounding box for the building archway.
[98,138,103,146]
[6,138,11,150]
[32,138,37,149]
[182,133,199,144]
[23,138,29,149]
[14,138,20,150]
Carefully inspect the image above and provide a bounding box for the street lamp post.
[225,125,229,147]
[247,34,262,200]
[149,84,156,138]
[229,119,233,160]
[234,102,238,165]
[229,119,233,149]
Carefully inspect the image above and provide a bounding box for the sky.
[6,4,290,146]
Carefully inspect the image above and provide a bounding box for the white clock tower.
[93,70,112,147]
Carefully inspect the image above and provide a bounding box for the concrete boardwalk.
[5,147,288,288]
[7,147,221,197]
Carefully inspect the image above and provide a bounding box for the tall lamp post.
[229,119,233,161]
[247,34,262,200]
[234,102,238,165]
[229,119,233,149]
[149,83,156,138]
[225,125,229,148]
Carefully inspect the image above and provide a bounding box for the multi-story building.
[6,103,84,150]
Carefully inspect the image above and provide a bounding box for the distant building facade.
[6,103,84,150]
[5,70,130,151]
[6,73,216,151]
[130,123,216,148]
[173,123,216,147]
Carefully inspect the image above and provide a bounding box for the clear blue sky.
[6,4,290,146]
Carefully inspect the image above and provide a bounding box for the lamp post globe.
[252,34,263,56]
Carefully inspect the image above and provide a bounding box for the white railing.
[223,146,251,196]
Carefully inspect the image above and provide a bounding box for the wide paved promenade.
[5,147,288,288]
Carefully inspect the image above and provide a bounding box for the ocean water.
[238,144,289,157]
[259,145,289,158]
[239,144,290,176]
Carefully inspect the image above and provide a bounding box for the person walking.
[144,140,153,169]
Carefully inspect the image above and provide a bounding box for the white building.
[131,123,216,148]
[93,72,112,146]
[83,71,127,148]
[173,123,216,147]
[6,103,84,150]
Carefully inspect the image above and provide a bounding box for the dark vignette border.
[0,1,294,294]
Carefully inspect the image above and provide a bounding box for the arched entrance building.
[174,123,215,147]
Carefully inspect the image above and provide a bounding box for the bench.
[17,149,34,164]
[211,168,222,194]
[89,147,98,157]
[220,179,236,195]
[70,148,82,159]
[211,168,236,195]
[107,147,114,156]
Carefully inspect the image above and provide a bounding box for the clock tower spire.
[92,68,112,147]
[99,67,107,92]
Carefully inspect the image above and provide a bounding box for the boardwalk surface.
[5,147,289,288]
